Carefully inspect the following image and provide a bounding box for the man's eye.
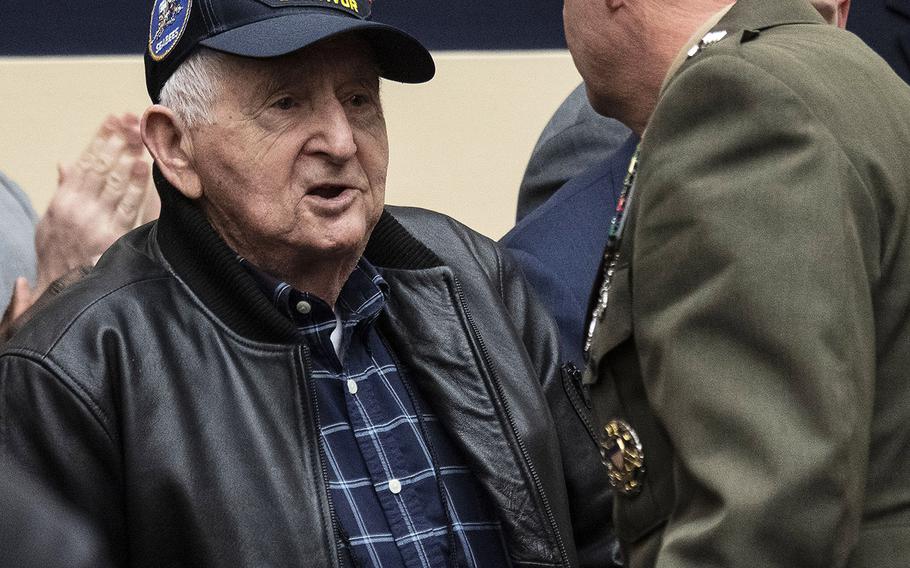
[349,94,370,108]
[272,97,296,110]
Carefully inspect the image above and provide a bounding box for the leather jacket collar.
[153,166,443,344]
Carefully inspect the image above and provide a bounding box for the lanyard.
[584,146,641,356]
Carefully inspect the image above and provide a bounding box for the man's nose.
[302,99,358,163]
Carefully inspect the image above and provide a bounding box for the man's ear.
[141,105,203,200]
[837,0,850,29]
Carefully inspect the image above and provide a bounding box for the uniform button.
[388,479,402,494]
[346,379,358,395]
[295,301,312,315]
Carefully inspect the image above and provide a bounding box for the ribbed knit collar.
[153,166,442,344]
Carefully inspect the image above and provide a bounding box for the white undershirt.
[329,308,344,356]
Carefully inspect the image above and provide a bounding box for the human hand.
[0,278,34,342]
[0,266,94,343]
[33,114,157,296]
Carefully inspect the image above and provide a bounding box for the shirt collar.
[239,257,389,334]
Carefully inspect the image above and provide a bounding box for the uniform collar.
[660,4,734,96]
[658,0,827,96]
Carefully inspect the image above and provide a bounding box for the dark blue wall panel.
[375,2,566,51]
[0,1,566,56]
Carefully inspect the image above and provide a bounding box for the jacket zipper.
[301,346,347,568]
[451,277,571,567]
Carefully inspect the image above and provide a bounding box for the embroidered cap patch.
[149,0,192,61]
[253,0,371,20]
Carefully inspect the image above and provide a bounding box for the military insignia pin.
[149,0,192,61]
[687,29,728,58]
[600,419,645,496]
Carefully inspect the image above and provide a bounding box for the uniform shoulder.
[674,21,879,90]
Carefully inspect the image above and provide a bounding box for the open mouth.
[308,185,348,199]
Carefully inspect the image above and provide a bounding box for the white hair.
[159,48,230,127]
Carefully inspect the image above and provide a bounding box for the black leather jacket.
[0,177,614,567]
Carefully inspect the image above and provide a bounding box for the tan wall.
[0,52,581,240]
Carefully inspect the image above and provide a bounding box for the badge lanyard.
[584,146,641,356]
[582,30,730,356]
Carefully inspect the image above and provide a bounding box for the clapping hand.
[33,113,158,296]
[1,114,159,341]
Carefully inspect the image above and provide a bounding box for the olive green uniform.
[584,0,910,566]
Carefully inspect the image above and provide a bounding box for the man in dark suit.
[502,135,636,366]
[566,0,910,565]
[514,84,631,223]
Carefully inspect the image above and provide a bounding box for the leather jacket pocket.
[561,362,596,442]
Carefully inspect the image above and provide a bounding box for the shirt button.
[388,479,402,494]
[295,300,311,315]
[346,379,358,395]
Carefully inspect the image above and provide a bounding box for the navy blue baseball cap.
[145,0,435,102]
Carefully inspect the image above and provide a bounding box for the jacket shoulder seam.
[0,349,117,445]
[42,275,176,356]
[666,52,878,231]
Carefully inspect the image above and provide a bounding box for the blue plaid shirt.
[242,258,509,568]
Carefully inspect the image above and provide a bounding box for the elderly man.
[565,0,910,566]
[0,1,613,567]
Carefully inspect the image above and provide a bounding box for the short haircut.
[159,47,229,127]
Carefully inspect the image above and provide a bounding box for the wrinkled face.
[184,36,388,269]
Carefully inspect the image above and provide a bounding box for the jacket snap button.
[346,379,358,395]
